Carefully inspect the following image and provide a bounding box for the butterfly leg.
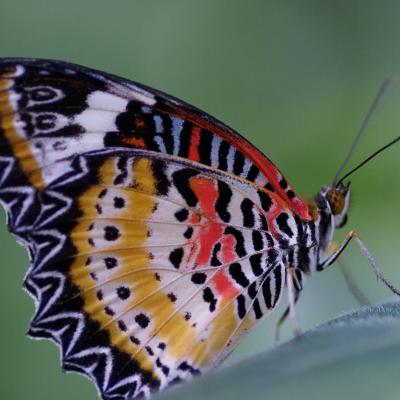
[337,255,371,306]
[287,267,302,337]
[326,242,371,306]
[317,230,400,296]
[274,288,300,343]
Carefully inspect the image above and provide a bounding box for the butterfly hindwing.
[8,147,291,398]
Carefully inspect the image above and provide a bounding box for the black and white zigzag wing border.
[0,152,157,399]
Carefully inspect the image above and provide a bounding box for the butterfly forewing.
[0,59,308,399]
[0,58,310,218]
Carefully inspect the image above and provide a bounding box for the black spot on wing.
[191,272,207,284]
[252,230,264,251]
[210,242,222,266]
[236,294,247,319]
[172,168,199,207]
[249,253,263,276]
[113,197,125,208]
[105,257,118,269]
[224,226,246,257]
[98,189,107,198]
[175,208,189,222]
[215,181,232,223]
[130,336,140,345]
[104,226,120,241]
[114,157,128,185]
[169,248,184,269]
[105,306,115,316]
[198,130,212,166]
[297,246,310,273]
[118,320,128,332]
[177,121,191,158]
[262,275,273,309]
[260,215,269,232]
[246,164,259,182]
[247,281,257,299]
[287,190,296,199]
[203,287,217,312]
[267,249,278,265]
[183,227,194,239]
[158,342,166,350]
[264,182,275,192]
[276,212,294,238]
[160,116,174,154]
[156,358,170,376]
[229,263,250,287]
[273,267,283,307]
[115,111,135,132]
[167,292,177,303]
[146,346,154,356]
[218,140,230,171]
[178,361,200,375]
[232,151,245,176]
[240,198,255,228]
[279,177,288,189]
[135,313,150,328]
[294,215,304,242]
[116,286,131,300]
[253,298,263,319]
[258,191,273,212]
[151,159,170,195]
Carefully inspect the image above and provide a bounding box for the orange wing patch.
[0,66,45,189]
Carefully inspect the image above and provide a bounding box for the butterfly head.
[316,182,351,229]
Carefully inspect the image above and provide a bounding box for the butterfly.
[0,58,399,400]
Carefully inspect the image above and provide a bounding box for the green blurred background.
[1,1,400,399]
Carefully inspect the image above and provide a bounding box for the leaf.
[156,301,400,400]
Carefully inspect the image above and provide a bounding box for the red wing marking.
[195,222,224,267]
[188,176,244,300]
[189,177,224,266]
[169,104,311,221]
[212,269,240,300]
[188,126,201,162]
[190,176,219,217]
[219,234,236,264]
[122,136,146,148]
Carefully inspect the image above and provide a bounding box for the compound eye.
[326,189,345,215]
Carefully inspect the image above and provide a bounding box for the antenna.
[336,135,400,186]
[332,78,392,186]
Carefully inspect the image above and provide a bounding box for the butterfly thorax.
[302,183,351,273]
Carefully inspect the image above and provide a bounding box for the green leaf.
[156,301,400,400]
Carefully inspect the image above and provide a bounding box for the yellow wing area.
[70,157,227,377]
[66,152,284,388]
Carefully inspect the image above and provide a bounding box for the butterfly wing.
[2,148,294,398]
[0,59,305,399]
[0,58,311,220]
